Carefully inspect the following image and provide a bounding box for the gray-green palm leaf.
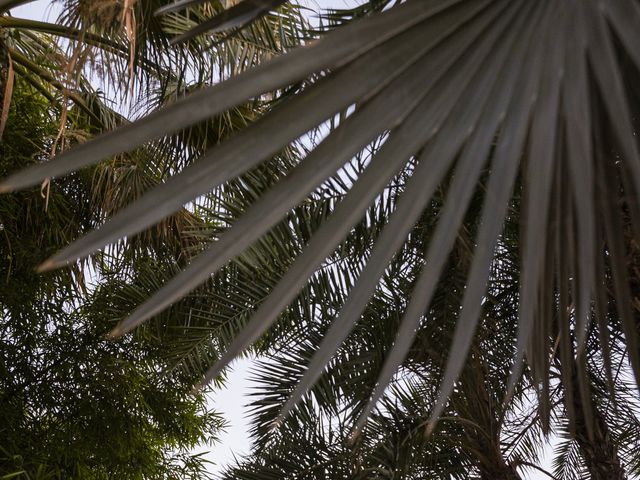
[2,0,640,432]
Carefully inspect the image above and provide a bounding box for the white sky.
[8,1,556,478]
[11,2,57,19]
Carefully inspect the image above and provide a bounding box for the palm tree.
[0,2,309,476]
[220,190,640,479]
[0,0,306,309]
[2,0,640,466]
[223,214,529,479]
[0,69,229,479]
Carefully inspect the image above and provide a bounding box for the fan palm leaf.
[2,0,640,430]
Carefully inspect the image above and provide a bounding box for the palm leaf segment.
[2,0,640,430]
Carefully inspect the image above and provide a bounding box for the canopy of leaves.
[0,77,226,479]
[2,0,640,479]
[8,0,639,438]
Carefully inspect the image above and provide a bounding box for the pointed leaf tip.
[269,416,284,431]
[425,419,437,437]
[36,259,57,273]
[348,427,362,445]
[106,326,124,340]
[190,382,204,395]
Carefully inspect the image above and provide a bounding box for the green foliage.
[0,297,222,479]
[2,1,640,479]
[0,3,309,476]
[0,77,222,479]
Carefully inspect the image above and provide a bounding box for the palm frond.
[2,0,640,432]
